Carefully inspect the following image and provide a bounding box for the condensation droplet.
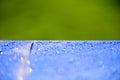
[28,67,32,73]
[26,60,30,65]
[20,57,24,62]
[56,51,60,54]
[29,69,32,73]
[63,48,66,51]
[79,47,82,50]
[38,48,41,50]
[110,48,113,51]
[0,49,3,55]
[0,51,3,55]
[69,57,74,63]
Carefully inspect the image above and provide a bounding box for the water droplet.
[63,48,66,51]
[20,57,24,61]
[26,60,30,65]
[110,48,113,51]
[79,47,82,50]
[56,51,60,54]
[91,45,94,47]
[28,68,32,73]
[0,52,3,55]
[38,48,41,50]
[0,49,3,55]
[69,57,74,63]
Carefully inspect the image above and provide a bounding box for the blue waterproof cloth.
[0,41,120,80]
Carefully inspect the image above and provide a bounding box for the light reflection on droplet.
[20,57,24,61]
[0,52,3,55]
[63,48,66,51]
[28,67,32,73]
[38,49,41,50]
[26,60,30,65]
[0,49,3,55]
[56,51,59,54]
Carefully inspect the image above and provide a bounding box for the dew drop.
[20,57,24,62]
[110,48,113,51]
[63,48,66,51]
[79,47,82,50]
[38,48,41,50]
[56,51,60,54]
[26,60,30,65]
[29,69,32,73]
[0,51,3,55]
[69,57,74,63]
[28,67,32,73]
[0,49,3,55]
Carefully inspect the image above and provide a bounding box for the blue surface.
[0,41,120,80]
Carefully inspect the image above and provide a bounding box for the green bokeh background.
[0,0,120,39]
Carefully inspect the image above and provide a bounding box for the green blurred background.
[0,0,120,39]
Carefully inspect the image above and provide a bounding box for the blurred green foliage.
[0,0,120,39]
